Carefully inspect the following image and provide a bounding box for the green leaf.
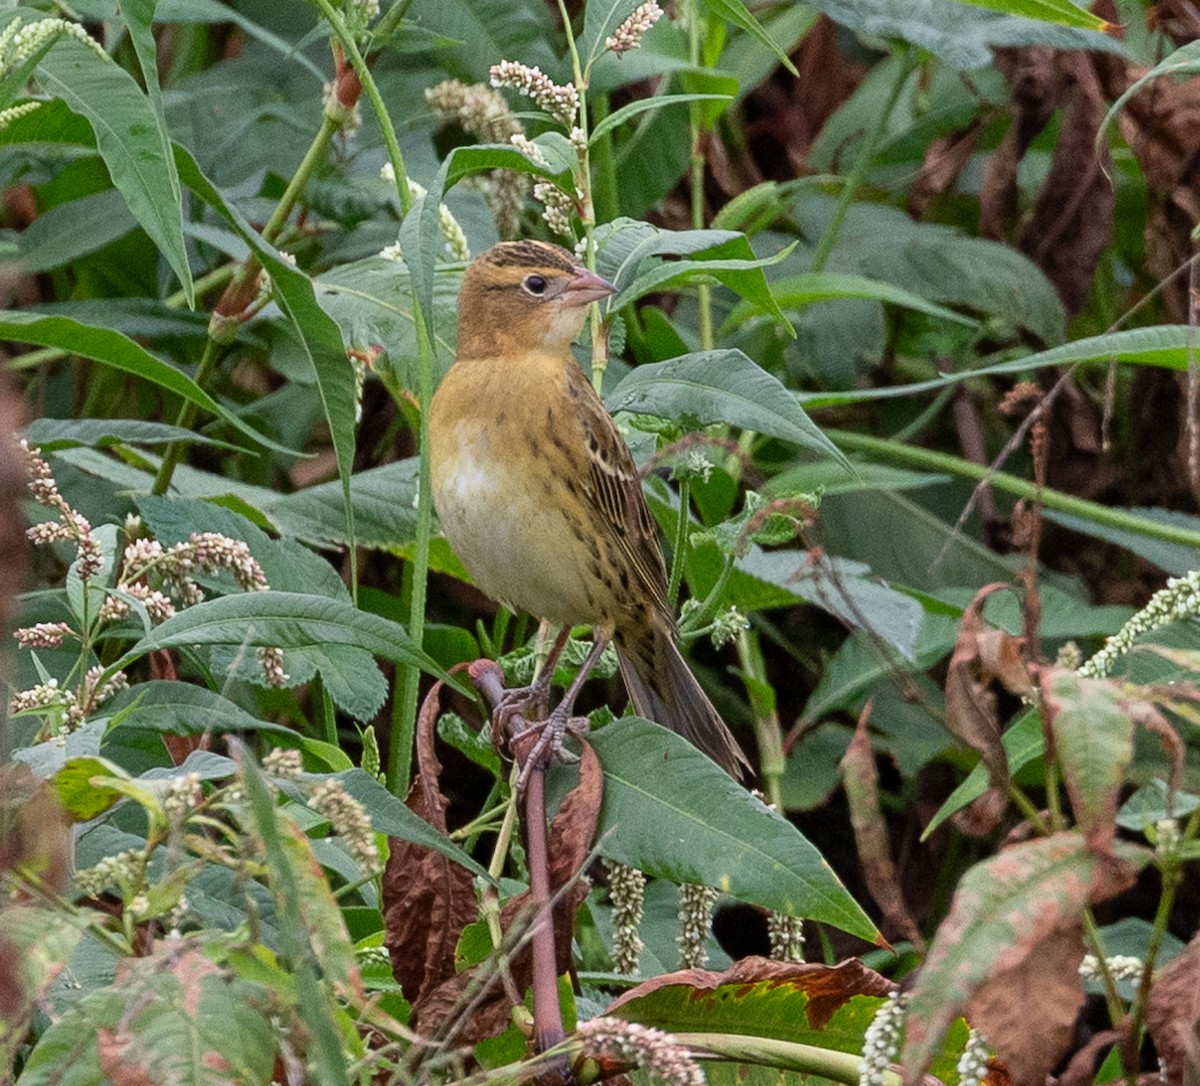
[174,145,359,562]
[335,768,491,880]
[16,187,135,274]
[719,6,819,101]
[610,962,972,1083]
[109,591,455,690]
[0,908,87,1073]
[800,615,961,727]
[606,348,851,471]
[0,311,295,455]
[789,195,1065,347]
[737,547,926,661]
[581,0,638,64]
[1116,779,1200,833]
[411,0,558,84]
[675,68,739,129]
[948,0,1110,30]
[117,0,188,275]
[588,717,879,942]
[104,681,295,737]
[36,36,192,302]
[1044,506,1200,577]
[804,0,1120,70]
[315,256,460,392]
[1043,670,1133,845]
[266,459,421,550]
[238,756,351,1086]
[156,0,328,79]
[700,0,799,74]
[921,709,1044,840]
[19,965,276,1086]
[445,142,575,186]
[601,221,792,328]
[51,755,155,821]
[23,417,242,453]
[721,271,976,332]
[589,92,734,143]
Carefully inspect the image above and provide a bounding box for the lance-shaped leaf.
[1042,669,1134,849]
[35,35,192,303]
[587,717,879,943]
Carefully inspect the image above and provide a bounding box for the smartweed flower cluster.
[10,443,288,739]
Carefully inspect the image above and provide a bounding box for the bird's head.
[455,240,615,360]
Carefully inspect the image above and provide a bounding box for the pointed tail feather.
[615,628,749,779]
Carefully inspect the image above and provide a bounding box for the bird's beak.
[562,266,616,308]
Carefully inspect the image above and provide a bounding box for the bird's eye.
[523,274,548,296]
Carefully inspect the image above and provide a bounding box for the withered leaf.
[411,741,603,1042]
[840,706,920,952]
[382,679,477,1012]
[1146,933,1200,1086]
[606,956,894,1034]
[901,832,1141,1086]
[944,584,1026,834]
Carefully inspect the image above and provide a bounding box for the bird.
[429,239,748,779]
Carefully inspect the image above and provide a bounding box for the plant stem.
[1126,857,1183,1064]
[152,336,221,494]
[1080,909,1130,1056]
[667,477,691,607]
[316,0,427,793]
[810,49,915,273]
[737,628,784,808]
[827,428,1200,550]
[589,92,618,223]
[687,0,714,349]
[554,0,606,394]
[153,104,343,496]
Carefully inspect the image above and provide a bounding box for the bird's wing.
[568,366,671,618]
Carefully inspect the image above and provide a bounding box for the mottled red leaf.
[901,832,1144,1085]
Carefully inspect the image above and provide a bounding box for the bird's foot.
[504,705,590,791]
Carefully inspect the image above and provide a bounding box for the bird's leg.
[512,634,608,790]
[494,624,571,733]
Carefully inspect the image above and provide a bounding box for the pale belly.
[432,424,600,626]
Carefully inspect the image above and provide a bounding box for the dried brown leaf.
[413,741,603,1042]
[605,956,894,1031]
[945,585,1022,816]
[0,378,26,638]
[909,122,982,218]
[1093,51,1200,321]
[0,765,69,891]
[979,49,1115,318]
[382,679,477,1012]
[840,705,922,951]
[979,47,1058,240]
[97,1029,159,1086]
[1015,54,1114,318]
[1146,933,1200,1086]
[966,920,1087,1086]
